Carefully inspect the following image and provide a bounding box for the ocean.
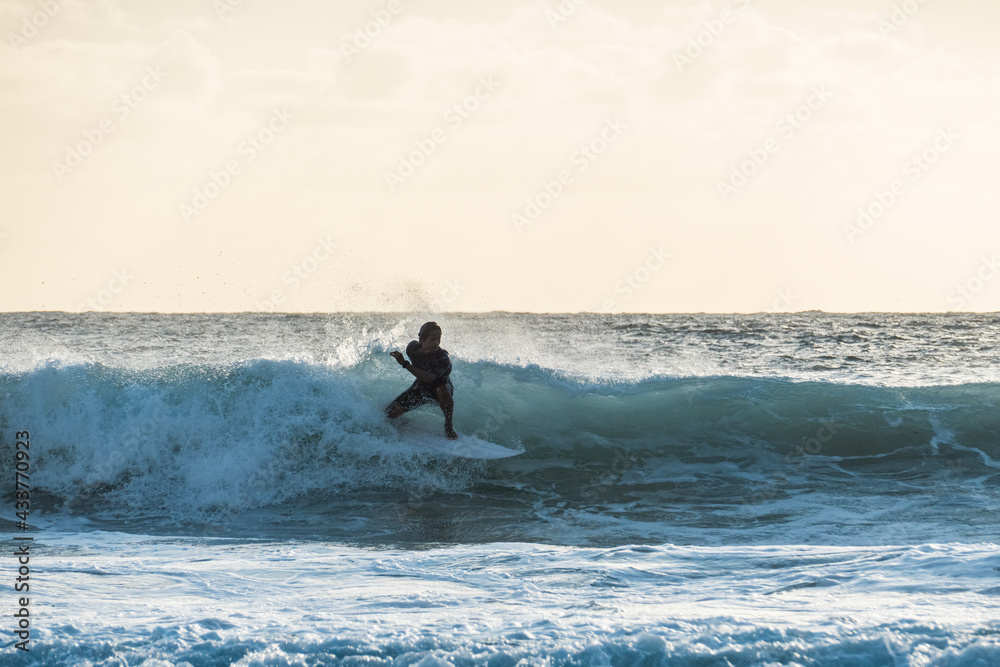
[2,312,999,665]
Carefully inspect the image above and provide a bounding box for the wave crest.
[3,359,997,519]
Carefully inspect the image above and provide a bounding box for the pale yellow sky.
[2,0,999,313]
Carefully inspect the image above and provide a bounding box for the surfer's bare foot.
[445,428,458,440]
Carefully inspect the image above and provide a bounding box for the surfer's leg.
[434,383,457,439]
[386,382,431,418]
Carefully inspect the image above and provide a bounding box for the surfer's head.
[418,321,442,352]
[419,321,441,341]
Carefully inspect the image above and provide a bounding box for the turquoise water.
[2,312,999,664]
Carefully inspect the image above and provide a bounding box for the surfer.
[386,321,457,440]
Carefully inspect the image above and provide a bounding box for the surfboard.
[397,424,522,459]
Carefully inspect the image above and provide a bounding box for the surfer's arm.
[390,351,438,384]
[403,362,438,385]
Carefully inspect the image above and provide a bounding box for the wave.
[2,358,998,520]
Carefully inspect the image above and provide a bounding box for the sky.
[2,0,998,313]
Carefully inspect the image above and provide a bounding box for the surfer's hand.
[390,351,407,366]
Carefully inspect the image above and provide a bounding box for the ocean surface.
[2,312,999,665]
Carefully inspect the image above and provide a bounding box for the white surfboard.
[397,424,522,459]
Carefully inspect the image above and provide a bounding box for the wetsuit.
[390,340,453,411]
